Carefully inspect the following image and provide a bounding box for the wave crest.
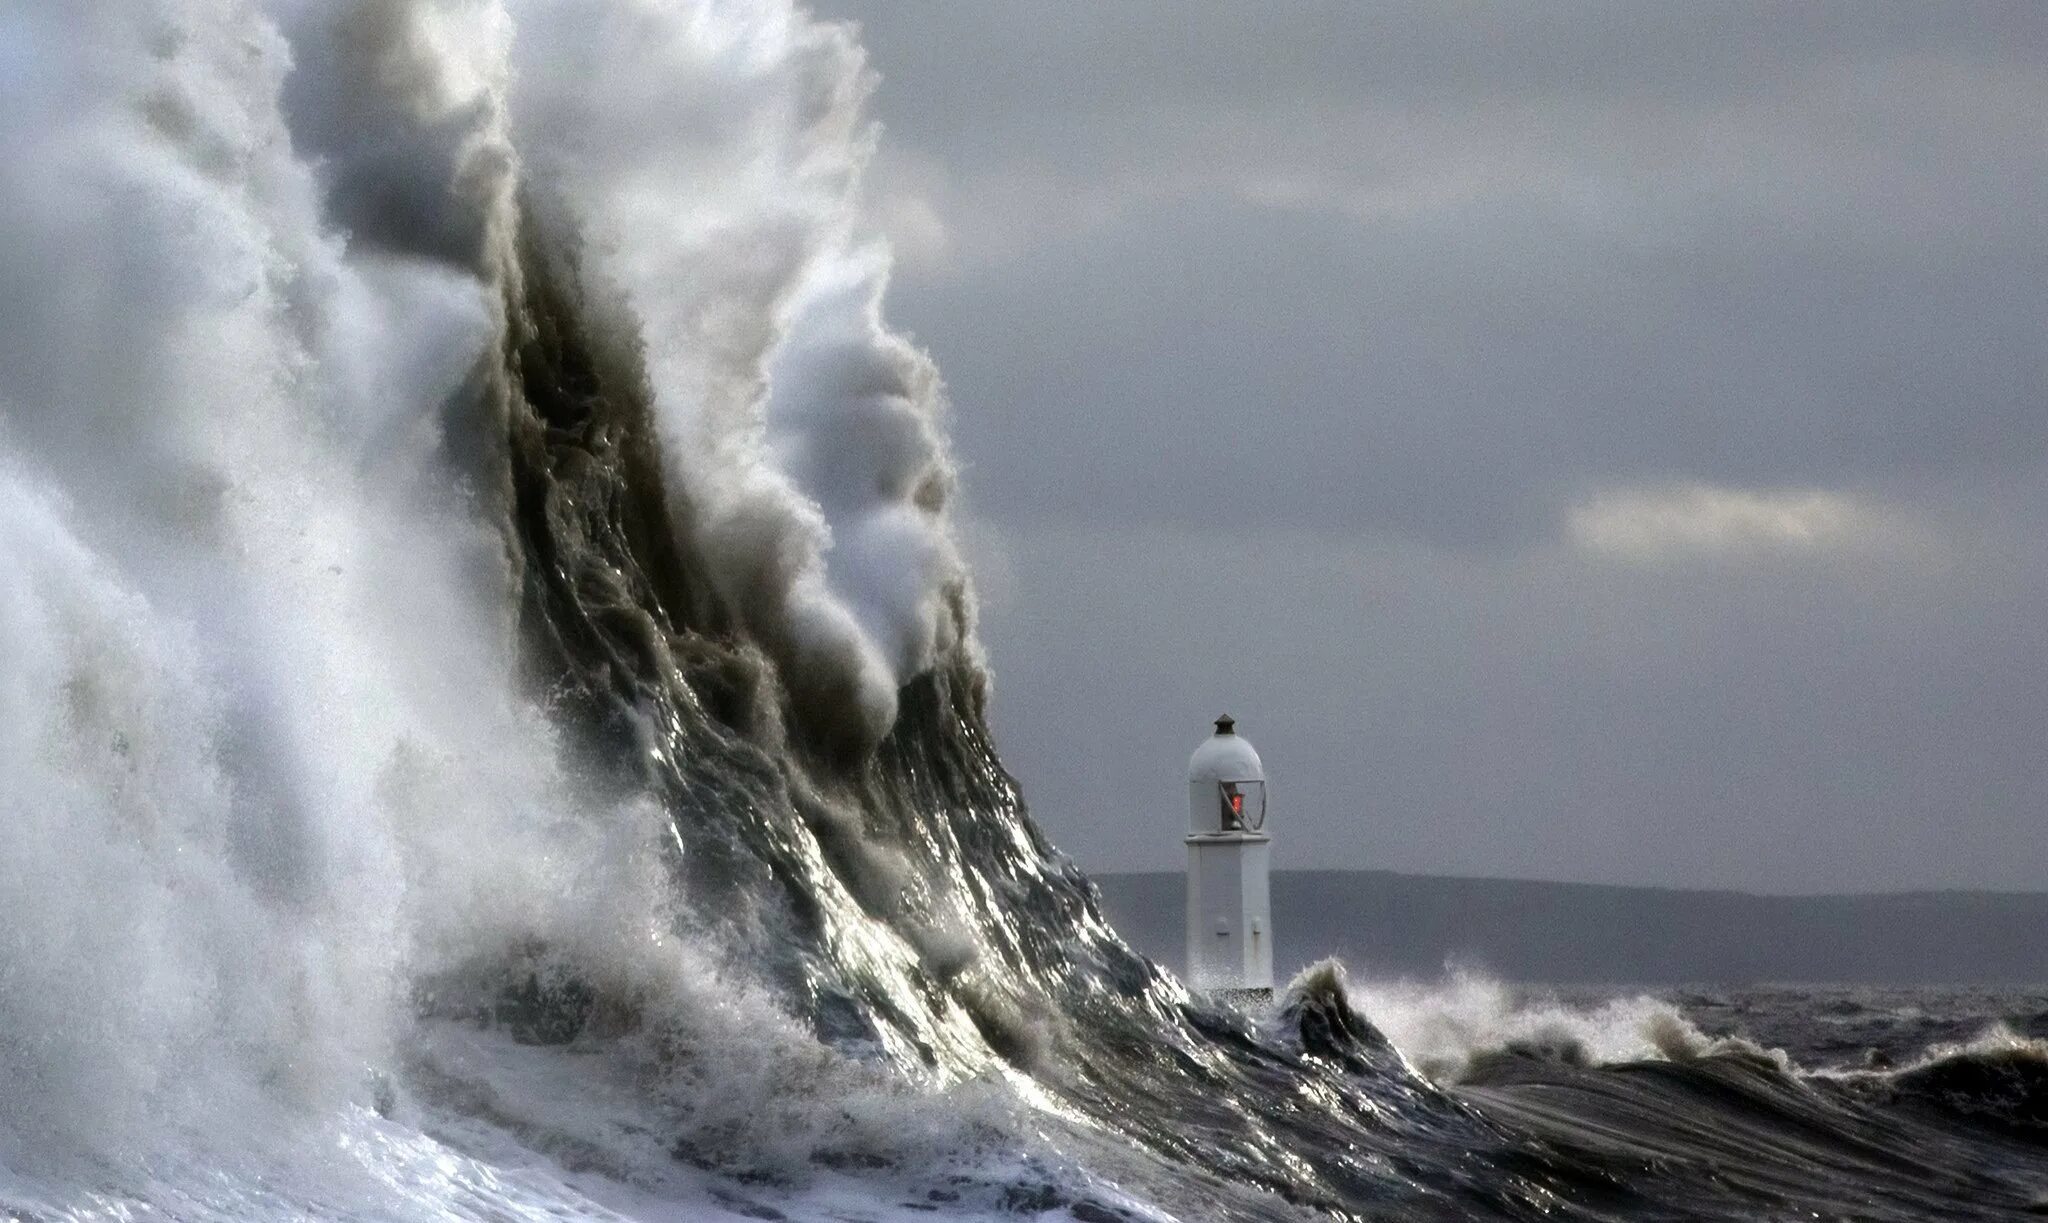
[1351,971,1792,1083]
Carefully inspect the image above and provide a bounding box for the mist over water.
[4,3,2048,1220]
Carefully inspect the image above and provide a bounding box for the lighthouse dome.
[1188,715,1267,834]
[1188,715,1264,784]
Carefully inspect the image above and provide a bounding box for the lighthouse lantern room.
[1185,715,1274,996]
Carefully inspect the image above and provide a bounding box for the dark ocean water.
[1389,979,2048,1221]
[1658,984,2048,1070]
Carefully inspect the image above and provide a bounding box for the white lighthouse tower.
[1185,715,1273,996]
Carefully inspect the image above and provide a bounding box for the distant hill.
[1090,869,2048,985]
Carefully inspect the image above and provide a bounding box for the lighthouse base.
[1208,986,1273,1008]
[1185,832,1274,994]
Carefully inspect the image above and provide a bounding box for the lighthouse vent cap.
[1189,717,1264,784]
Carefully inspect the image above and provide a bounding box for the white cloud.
[1568,484,1876,560]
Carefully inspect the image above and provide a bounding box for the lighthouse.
[1185,715,1273,996]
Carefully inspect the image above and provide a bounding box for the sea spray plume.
[0,0,410,1155]
[503,0,967,764]
[0,0,670,1173]
[766,248,967,694]
[270,0,526,516]
[1353,970,1794,1084]
[0,469,275,1162]
[1276,960,1398,1068]
[274,0,518,272]
[494,214,1050,1079]
[485,0,1058,1078]
[222,0,718,1063]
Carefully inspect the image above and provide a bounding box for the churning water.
[4,3,2047,1219]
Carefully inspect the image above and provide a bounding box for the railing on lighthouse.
[1185,715,1274,998]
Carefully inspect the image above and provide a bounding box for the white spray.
[0,0,982,1195]
[0,0,604,1173]
[503,0,969,755]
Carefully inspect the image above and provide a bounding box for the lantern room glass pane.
[1219,779,1265,831]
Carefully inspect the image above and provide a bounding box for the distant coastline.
[1091,869,2048,985]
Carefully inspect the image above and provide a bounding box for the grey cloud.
[974,517,2048,892]
[814,0,2048,888]
[814,0,2048,548]
[836,2,2046,169]
[903,194,2046,547]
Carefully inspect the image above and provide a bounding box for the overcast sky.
[813,1,2046,893]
